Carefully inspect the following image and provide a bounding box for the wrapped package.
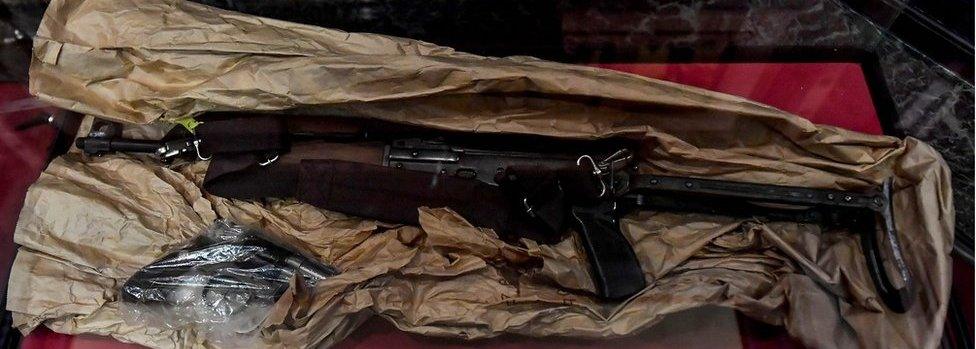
[119,219,337,345]
[7,0,954,348]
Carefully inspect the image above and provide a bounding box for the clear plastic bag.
[119,220,338,341]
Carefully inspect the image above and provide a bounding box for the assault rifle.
[77,115,913,312]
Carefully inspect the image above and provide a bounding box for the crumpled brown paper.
[8,0,954,348]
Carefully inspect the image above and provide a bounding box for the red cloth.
[14,62,885,348]
[0,84,55,302]
[591,63,881,135]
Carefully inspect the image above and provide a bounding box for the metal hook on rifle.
[258,154,279,166]
[192,139,212,161]
[577,155,607,198]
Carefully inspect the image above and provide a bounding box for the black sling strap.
[199,116,299,199]
[197,115,579,243]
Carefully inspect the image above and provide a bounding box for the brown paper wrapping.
[8,0,953,348]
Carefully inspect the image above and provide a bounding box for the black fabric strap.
[198,116,297,199]
[203,157,555,243]
[202,154,299,199]
[196,116,290,156]
[196,116,598,244]
[297,160,548,240]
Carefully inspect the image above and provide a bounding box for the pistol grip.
[571,202,646,300]
[861,179,914,313]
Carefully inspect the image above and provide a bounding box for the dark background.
[0,0,971,348]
